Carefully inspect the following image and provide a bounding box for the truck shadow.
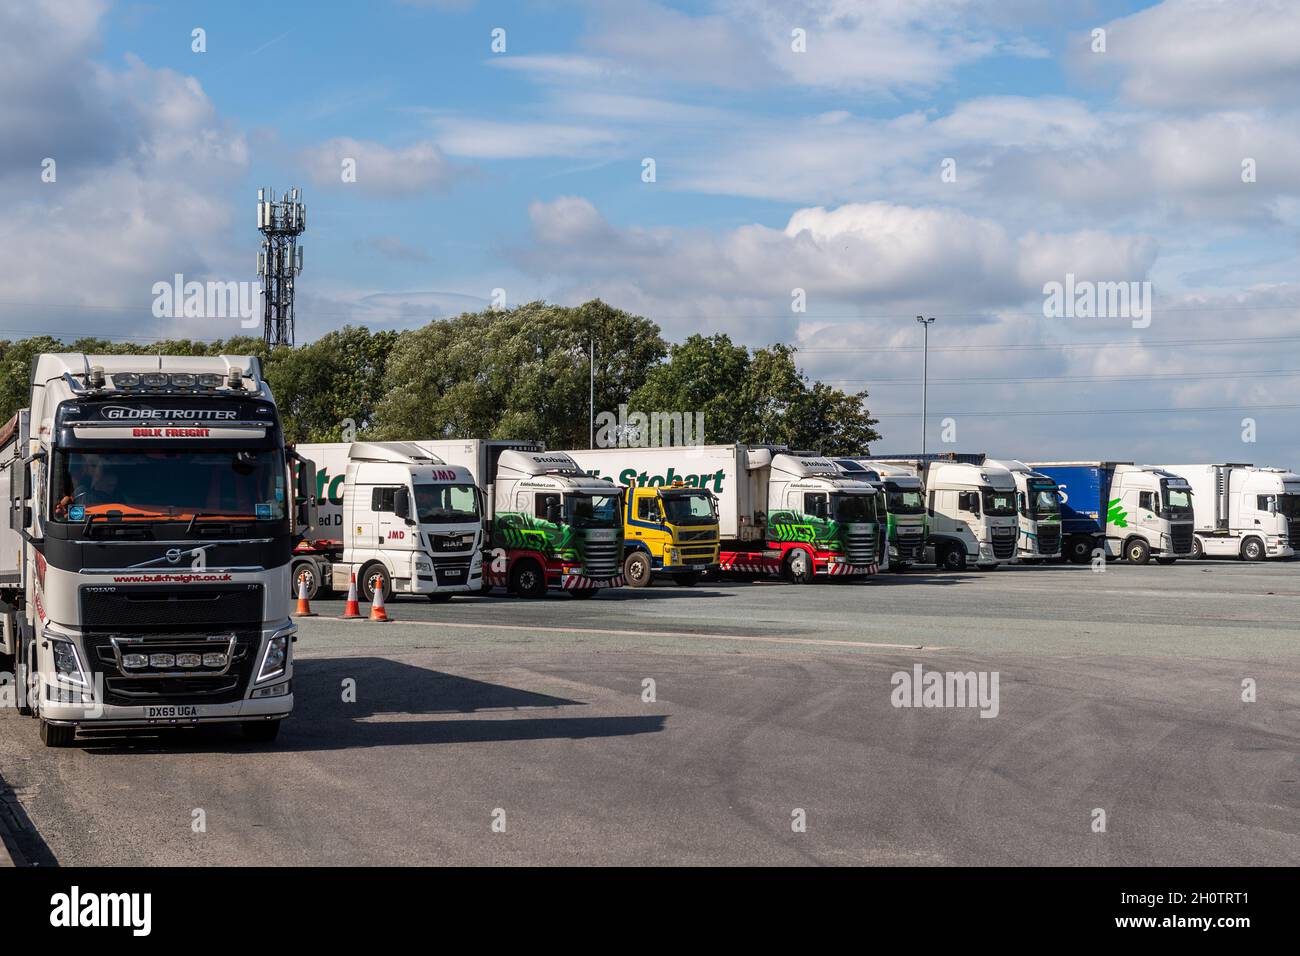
[75,657,666,754]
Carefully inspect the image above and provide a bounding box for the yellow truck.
[563,449,721,587]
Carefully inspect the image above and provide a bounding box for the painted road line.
[381,618,941,651]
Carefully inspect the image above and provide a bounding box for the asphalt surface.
[1,560,1297,866]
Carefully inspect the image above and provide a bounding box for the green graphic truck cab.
[486,449,625,598]
[835,458,927,570]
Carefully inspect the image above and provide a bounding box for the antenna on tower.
[256,186,306,347]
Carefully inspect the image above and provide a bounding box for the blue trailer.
[1028,462,1121,563]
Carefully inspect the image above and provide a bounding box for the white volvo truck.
[1155,463,1299,560]
[0,354,316,747]
[292,442,483,602]
[986,460,1063,561]
[862,454,1018,570]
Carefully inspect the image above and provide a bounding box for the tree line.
[0,300,881,455]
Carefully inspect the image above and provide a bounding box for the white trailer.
[1155,463,1299,560]
[293,442,484,602]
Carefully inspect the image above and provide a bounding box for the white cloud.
[302,138,460,196]
[432,117,624,159]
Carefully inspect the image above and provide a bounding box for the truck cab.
[619,482,720,588]
[1156,463,1299,561]
[836,459,926,570]
[988,460,1063,561]
[490,450,625,598]
[293,442,483,603]
[765,453,880,582]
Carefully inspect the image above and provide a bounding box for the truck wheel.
[427,592,454,603]
[673,571,701,587]
[1241,537,1266,562]
[940,545,967,572]
[623,552,653,588]
[1192,537,1205,560]
[1125,538,1151,564]
[241,720,282,743]
[290,560,321,600]
[569,589,599,599]
[358,563,392,604]
[1066,537,1093,564]
[784,548,814,584]
[509,560,547,598]
[39,720,75,748]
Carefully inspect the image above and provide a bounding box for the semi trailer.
[0,354,315,747]
[861,454,1018,570]
[292,442,483,602]
[1154,463,1299,560]
[561,447,721,587]
[834,458,925,570]
[417,441,625,597]
[1027,462,1194,564]
[986,460,1063,561]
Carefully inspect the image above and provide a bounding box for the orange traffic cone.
[369,583,390,622]
[341,573,362,619]
[295,575,317,617]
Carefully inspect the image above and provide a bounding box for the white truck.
[417,441,625,597]
[863,454,1019,570]
[834,459,926,570]
[0,354,316,747]
[986,459,1063,561]
[1154,463,1300,561]
[1027,462,1195,564]
[292,442,484,602]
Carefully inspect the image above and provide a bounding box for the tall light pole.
[589,339,596,449]
[916,315,935,455]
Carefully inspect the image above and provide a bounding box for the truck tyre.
[508,560,547,599]
[783,548,814,584]
[1192,537,1205,559]
[358,563,393,604]
[427,592,454,603]
[39,720,75,748]
[1241,537,1266,562]
[673,571,701,587]
[939,545,967,572]
[290,560,321,600]
[1066,537,1093,564]
[569,589,599,599]
[1125,538,1151,564]
[623,552,653,588]
[241,720,282,743]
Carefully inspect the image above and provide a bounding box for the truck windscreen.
[1277,495,1300,520]
[50,448,286,521]
[1030,486,1061,517]
[982,489,1017,516]
[414,483,478,523]
[565,493,621,529]
[832,493,876,523]
[1164,486,1194,517]
[661,492,717,525]
[885,484,924,514]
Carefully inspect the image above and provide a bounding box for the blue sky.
[3,0,1299,465]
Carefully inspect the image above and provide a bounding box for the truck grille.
[80,584,263,631]
[991,525,1017,559]
[582,540,621,578]
[676,529,716,542]
[894,526,924,561]
[844,530,877,566]
[1036,524,1061,555]
[679,544,718,565]
[1289,519,1299,545]
[82,631,258,706]
[1170,523,1194,555]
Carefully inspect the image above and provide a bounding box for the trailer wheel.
[1125,538,1151,564]
[784,548,814,584]
[241,720,282,743]
[1066,537,1093,564]
[939,545,967,572]
[39,720,75,748]
[673,571,701,587]
[623,552,653,588]
[358,562,392,604]
[290,560,321,600]
[1241,537,1266,562]
[509,560,547,599]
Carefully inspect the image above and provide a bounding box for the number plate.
[147,705,200,719]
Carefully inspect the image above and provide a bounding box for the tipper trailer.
[1027,462,1194,564]
[0,355,317,747]
[861,454,1019,570]
[292,442,484,602]
[1153,463,1299,560]
[416,440,626,597]
[561,447,721,587]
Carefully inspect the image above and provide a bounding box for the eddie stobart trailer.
[417,441,626,597]
[1027,461,1194,564]
[1153,463,1299,560]
[0,355,316,747]
[292,442,484,602]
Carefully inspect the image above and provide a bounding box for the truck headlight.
[256,629,293,683]
[51,639,88,687]
[666,548,679,564]
[980,544,994,558]
[415,559,432,573]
